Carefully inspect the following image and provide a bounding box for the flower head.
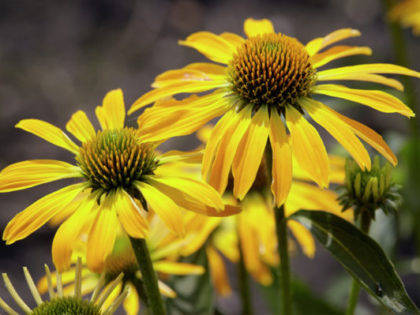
[129,18,419,207]
[389,0,420,34]
[0,89,235,273]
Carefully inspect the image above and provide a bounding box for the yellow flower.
[37,216,205,315]
[390,0,420,34]
[0,258,127,315]
[0,89,230,273]
[129,18,419,207]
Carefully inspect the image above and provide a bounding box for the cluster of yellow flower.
[0,15,418,315]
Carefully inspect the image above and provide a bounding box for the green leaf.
[290,210,420,315]
[166,246,214,315]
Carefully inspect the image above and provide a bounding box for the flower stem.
[129,237,166,315]
[274,204,292,315]
[345,211,372,315]
[237,239,253,315]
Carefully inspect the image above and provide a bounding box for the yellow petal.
[185,62,227,75]
[65,110,96,143]
[129,80,228,114]
[157,281,176,298]
[286,106,329,188]
[87,199,118,273]
[0,160,81,192]
[3,183,85,245]
[317,72,404,91]
[220,32,245,48]
[301,97,371,170]
[116,191,148,239]
[16,119,79,154]
[330,109,398,166]
[244,18,275,37]
[316,63,420,79]
[153,261,204,275]
[123,284,140,315]
[313,84,414,117]
[288,220,315,258]
[179,31,236,64]
[311,45,372,68]
[269,110,292,207]
[206,246,232,296]
[136,181,184,236]
[95,89,125,130]
[52,196,96,272]
[208,107,252,193]
[152,67,225,89]
[232,106,269,200]
[305,28,361,56]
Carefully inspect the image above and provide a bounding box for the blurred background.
[0,0,419,314]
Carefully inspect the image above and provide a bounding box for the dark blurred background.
[1,0,419,314]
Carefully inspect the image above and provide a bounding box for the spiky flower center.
[31,296,100,315]
[104,248,138,283]
[77,128,158,194]
[228,33,316,112]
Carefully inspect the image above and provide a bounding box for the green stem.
[274,204,292,315]
[237,239,253,315]
[129,237,166,315]
[346,211,372,315]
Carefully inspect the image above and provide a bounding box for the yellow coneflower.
[129,18,419,207]
[0,89,233,273]
[389,0,420,34]
[0,258,128,315]
[37,218,206,315]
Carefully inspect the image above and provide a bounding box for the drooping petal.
[269,110,292,207]
[129,80,228,114]
[115,191,148,239]
[153,261,204,275]
[65,110,96,143]
[206,246,232,296]
[52,196,96,272]
[208,107,252,194]
[3,183,85,245]
[286,106,329,188]
[301,97,371,170]
[232,106,269,200]
[220,32,245,48]
[244,18,275,37]
[16,119,79,154]
[179,31,236,64]
[311,45,372,68]
[0,160,82,192]
[288,220,315,258]
[87,199,118,273]
[96,89,126,130]
[136,181,184,236]
[305,28,361,56]
[123,284,139,315]
[313,84,414,117]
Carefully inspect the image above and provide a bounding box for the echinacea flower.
[389,0,420,34]
[37,216,206,315]
[0,89,232,273]
[129,18,419,207]
[0,258,127,315]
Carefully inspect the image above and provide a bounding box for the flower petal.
[129,80,228,114]
[16,119,79,154]
[206,246,232,296]
[52,196,96,272]
[153,261,204,275]
[136,181,184,236]
[87,198,118,273]
[95,89,125,130]
[232,106,269,200]
[286,106,329,188]
[220,32,245,48]
[244,18,275,37]
[0,160,81,192]
[313,84,414,117]
[311,45,372,68]
[179,31,236,64]
[301,97,371,170]
[3,183,85,245]
[288,220,315,258]
[123,285,140,315]
[208,107,252,194]
[66,110,96,143]
[269,110,292,207]
[116,191,148,239]
[305,28,361,56]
